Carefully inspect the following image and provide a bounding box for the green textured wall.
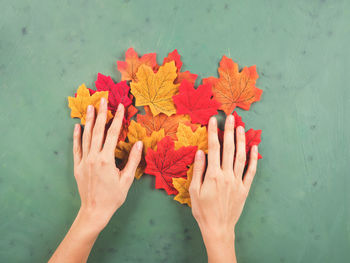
[0,0,349,262]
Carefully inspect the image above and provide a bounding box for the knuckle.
[189,185,197,195]
[107,128,118,138]
[73,146,80,154]
[86,155,97,165]
[223,175,232,184]
[237,154,246,163]
[86,113,94,122]
[250,167,257,175]
[209,141,219,150]
[193,167,202,175]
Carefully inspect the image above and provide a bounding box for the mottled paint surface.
[0,0,349,262]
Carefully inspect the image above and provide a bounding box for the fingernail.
[101,97,106,106]
[227,114,234,124]
[74,124,79,133]
[238,126,245,134]
[253,145,258,153]
[210,117,217,126]
[87,105,93,113]
[195,150,203,160]
[136,141,143,151]
[117,103,124,112]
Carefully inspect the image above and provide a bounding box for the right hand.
[189,115,259,262]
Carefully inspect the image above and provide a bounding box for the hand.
[73,98,143,230]
[189,115,259,263]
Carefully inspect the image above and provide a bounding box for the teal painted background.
[0,0,349,262]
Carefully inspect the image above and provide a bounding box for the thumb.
[120,141,143,188]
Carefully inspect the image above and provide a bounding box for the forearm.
[49,209,104,263]
[201,230,236,263]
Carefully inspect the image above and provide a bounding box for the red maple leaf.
[161,49,198,84]
[217,111,245,143]
[145,136,197,195]
[163,49,183,71]
[245,129,262,160]
[233,111,245,128]
[173,80,220,125]
[95,73,132,113]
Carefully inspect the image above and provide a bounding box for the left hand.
[73,98,143,231]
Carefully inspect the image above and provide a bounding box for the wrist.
[200,224,235,245]
[200,227,236,262]
[75,207,110,234]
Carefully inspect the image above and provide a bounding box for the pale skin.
[49,98,258,263]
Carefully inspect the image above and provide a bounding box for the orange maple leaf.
[173,165,193,207]
[115,120,165,179]
[117,48,157,82]
[137,106,190,140]
[130,61,179,116]
[68,84,113,125]
[203,56,262,114]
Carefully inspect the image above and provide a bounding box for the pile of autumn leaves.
[68,48,263,207]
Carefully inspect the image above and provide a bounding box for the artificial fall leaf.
[137,106,190,140]
[74,88,95,97]
[163,49,183,71]
[184,121,200,132]
[115,120,165,179]
[203,56,262,114]
[245,129,263,160]
[119,104,139,142]
[117,47,157,82]
[68,84,113,125]
[175,123,208,153]
[161,49,198,85]
[130,61,178,116]
[95,73,132,113]
[173,80,220,125]
[173,165,193,207]
[145,136,197,195]
[233,111,245,128]
[177,71,198,85]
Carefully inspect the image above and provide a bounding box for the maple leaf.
[245,129,263,160]
[145,136,197,195]
[119,104,138,142]
[173,80,220,125]
[177,71,198,85]
[233,111,245,128]
[137,106,190,140]
[175,123,208,153]
[95,73,132,113]
[115,120,165,179]
[74,88,95,97]
[161,49,197,84]
[203,56,262,114]
[130,61,179,116]
[68,84,113,125]
[117,48,157,82]
[173,165,193,207]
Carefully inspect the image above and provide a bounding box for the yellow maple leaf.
[130,61,179,116]
[68,84,113,125]
[173,165,193,207]
[115,120,165,179]
[174,123,208,153]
